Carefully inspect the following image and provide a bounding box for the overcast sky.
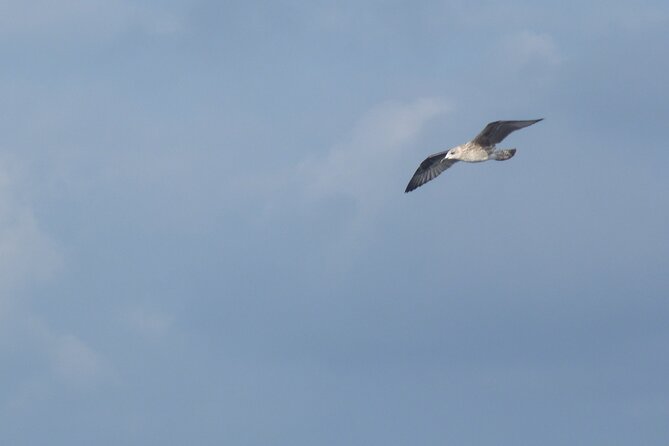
[1,1,668,445]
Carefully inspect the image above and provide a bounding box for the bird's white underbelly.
[459,148,489,162]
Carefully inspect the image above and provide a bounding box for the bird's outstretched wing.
[405,151,458,193]
[472,119,543,147]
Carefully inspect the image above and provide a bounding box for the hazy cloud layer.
[1,1,668,445]
[0,162,61,305]
[0,0,183,41]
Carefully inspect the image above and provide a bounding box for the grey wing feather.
[405,151,458,193]
[472,119,543,147]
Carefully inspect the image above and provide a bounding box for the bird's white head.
[445,147,460,160]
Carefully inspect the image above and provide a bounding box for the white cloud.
[234,97,451,255]
[297,98,450,206]
[0,163,110,402]
[49,333,111,387]
[2,321,113,412]
[230,97,450,260]
[0,163,61,311]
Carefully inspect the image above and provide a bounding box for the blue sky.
[1,1,668,444]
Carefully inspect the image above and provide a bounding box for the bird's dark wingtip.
[405,182,418,193]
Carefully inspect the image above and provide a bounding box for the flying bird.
[404,119,543,193]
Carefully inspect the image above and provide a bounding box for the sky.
[1,1,668,444]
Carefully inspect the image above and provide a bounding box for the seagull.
[404,119,543,193]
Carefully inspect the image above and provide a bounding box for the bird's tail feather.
[491,149,516,161]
